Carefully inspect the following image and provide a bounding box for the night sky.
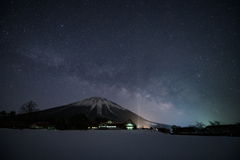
[1,0,240,126]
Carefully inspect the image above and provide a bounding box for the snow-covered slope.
[29,97,170,128]
[70,97,126,117]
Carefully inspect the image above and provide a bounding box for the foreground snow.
[0,129,239,160]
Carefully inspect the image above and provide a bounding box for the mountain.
[18,97,171,128]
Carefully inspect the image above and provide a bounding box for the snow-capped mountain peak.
[71,97,126,116]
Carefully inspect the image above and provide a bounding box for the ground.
[0,129,239,160]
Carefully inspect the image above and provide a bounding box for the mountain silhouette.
[15,97,171,128]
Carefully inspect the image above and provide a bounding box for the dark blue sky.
[1,0,240,126]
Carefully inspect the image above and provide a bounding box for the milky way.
[1,0,240,126]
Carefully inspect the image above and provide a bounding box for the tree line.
[1,101,40,117]
[172,120,239,130]
[171,120,240,136]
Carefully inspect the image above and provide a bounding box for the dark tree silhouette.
[69,114,88,130]
[171,125,181,133]
[55,117,69,130]
[171,125,181,129]
[10,111,16,116]
[209,120,224,126]
[0,111,7,117]
[195,122,206,129]
[236,120,240,125]
[195,122,206,134]
[19,101,39,114]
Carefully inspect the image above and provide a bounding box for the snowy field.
[0,129,239,160]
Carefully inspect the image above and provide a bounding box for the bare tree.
[209,120,224,126]
[195,122,206,129]
[19,101,39,114]
[194,122,206,134]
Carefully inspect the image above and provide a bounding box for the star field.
[1,0,240,126]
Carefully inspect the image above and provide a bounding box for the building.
[97,119,136,130]
[157,128,170,133]
[30,122,53,129]
[124,119,136,130]
[87,122,99,130]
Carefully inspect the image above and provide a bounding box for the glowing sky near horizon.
[1,0,240,126]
